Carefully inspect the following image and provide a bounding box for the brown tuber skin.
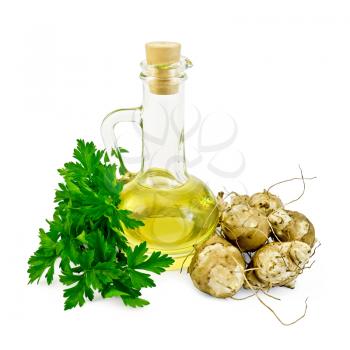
[268,209,316,247]
[189,235,245,298]
[190,186,317,326]
[216,192,229,222]
[221,204,270,251]
[230,194,250,206]
[216,192,251,220]
[244,241,311,290]
[249,190,283,216]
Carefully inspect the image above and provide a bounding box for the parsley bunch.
[27,140,173,310]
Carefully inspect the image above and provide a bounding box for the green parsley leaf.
[27,140,174,310]
[127,242,174,274]
[121,296,150,308]
[28,229,58,285]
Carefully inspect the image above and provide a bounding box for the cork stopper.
[144,41,181,95]
[145,42,181,66]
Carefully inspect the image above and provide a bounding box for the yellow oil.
[120,168,219,270]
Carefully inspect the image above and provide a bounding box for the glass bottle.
[101,42,218,269]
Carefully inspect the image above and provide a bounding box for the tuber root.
[249,190,283,216]
[244,241,311,290]
[189,235,245,298]
[220,204,270,251]
[268,209,315,247]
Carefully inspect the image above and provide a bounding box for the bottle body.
[101,43,219,269]
[120,169,218,269]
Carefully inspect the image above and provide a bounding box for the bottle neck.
[139,81,188,185]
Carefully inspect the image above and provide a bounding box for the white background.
[0,0,349,349]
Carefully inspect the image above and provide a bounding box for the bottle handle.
[101,106,142,177]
